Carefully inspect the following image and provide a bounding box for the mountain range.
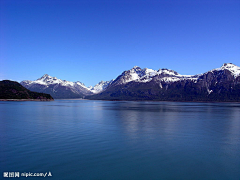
[20,63,240,101]
[20,74,113,99]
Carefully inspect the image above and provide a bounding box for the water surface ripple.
[0,100,240,179]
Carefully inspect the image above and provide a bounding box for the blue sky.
[1,0,240,87]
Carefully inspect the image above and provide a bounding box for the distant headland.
[0,80,54,101]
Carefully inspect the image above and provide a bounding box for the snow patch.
[90,80,114,93]
[212,63,240,77]
[22,74,89,90]
[115,66,200,85]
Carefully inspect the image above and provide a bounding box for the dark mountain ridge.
[0,80,53,100]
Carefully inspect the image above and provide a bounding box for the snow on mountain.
[116,64,240,85]
[21,74,115,95]
[213,63,240,77]
[88,63,240,102]
[111,66,157,85]
[89,80,114,93]
[20,74,93,98]
[111,66,199,86]
[29,74,87,89]
[20,63,240,99]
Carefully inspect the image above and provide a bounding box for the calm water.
[0,100,240,180]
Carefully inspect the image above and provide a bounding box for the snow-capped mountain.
[89,80,114,93]
[23,74,88,89]
[88,63,240,102]
[21,74,93,99]
[110,66,199,86]
[20,63,240,101]
[210,63,240,77]
[106,63,240,87]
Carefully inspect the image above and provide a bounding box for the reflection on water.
[0,100,240,180]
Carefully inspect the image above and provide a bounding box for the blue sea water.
[0,100,240,180]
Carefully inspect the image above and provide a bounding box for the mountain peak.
[157,68,179,75]
[39,74,52,80]
[221,63,236,68]
[216,63,240,77]
[90,79,114,93]
[132,66,141,70]
[36,74,52,81]
[42,74,50,78]
[20,75,93,98]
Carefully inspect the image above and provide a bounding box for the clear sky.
[1,0,240,87]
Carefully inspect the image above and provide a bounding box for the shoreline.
[58,98,240,103]
[0,99,54,101]
[1,98,239,103]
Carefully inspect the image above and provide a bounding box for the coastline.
[0,99,54,101]
[2,98,238,103]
